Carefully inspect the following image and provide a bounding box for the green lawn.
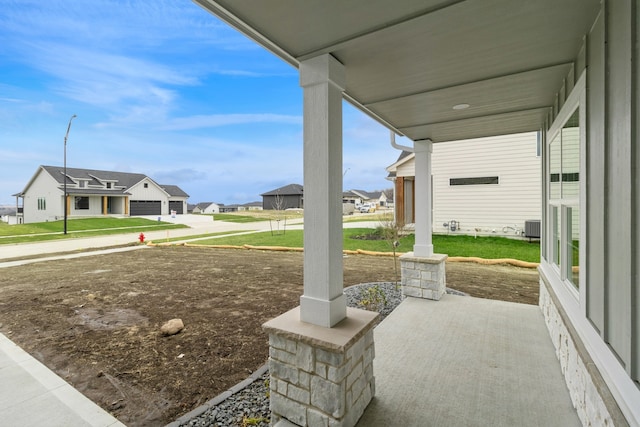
[0,218,187,244]
[191,228,541,262]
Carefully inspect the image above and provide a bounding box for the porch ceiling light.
[452,103,470,110]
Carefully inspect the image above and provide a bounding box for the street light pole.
[63,114,77,235]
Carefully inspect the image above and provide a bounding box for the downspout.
[389,131,413,224]
[389,130,414,153]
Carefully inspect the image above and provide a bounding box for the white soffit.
[194,0,601,142]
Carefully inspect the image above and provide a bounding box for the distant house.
[343,189,389,207]
[386,132,540,236]
[261,184,304,210]
[219,204,239,213]
[0,206,18,224]
[342,191,363,206]
[192,202,221,214]
[14,165,189,224]
[239,201,263,211]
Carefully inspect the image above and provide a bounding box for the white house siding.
[204,203,220,214]
[394,132,541,236]
[128,179,170,215]
[396,160,415,178]
[431,132,540,236]
[22,171,63,223]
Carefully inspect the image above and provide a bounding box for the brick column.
[264,307,378,427]
[400,252,447,300]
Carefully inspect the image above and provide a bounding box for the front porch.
[358,294,580,427]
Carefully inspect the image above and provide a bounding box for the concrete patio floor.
[357,294,580,427]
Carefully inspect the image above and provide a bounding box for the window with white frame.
[548,108,580,290]
[37,197,46,210]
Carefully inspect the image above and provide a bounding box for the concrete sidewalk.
[357,295,579,427]
[0,215,377,262]
[0,333,124,427]
[0,214,269,261]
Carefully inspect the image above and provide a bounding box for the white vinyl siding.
[431,131,540,235]
[22,170,64,223]
[70,196,103,216]
[128,179,171,215]
[396,160,415,178]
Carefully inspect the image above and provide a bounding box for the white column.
[413,140,434,257]
[299,54,347,328]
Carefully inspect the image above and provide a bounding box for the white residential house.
[387,131,541,237]
[343,189,390,208]
[240,201,263,211]
[195,2,639,426]
[15,165,189,223]
[192,202,221,214]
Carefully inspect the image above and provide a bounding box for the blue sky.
[0,0,402,206]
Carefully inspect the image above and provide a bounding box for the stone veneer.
[399,252,448,300]
[539,280,624,427]
[263,306,379,427]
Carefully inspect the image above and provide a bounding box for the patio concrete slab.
[358,295,579,427]
[0,333,124,427]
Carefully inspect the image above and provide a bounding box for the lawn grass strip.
[148,242,540,268]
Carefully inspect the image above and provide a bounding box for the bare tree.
[378,215,405,288]
[269,191,287,235]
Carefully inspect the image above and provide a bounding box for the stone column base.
[263,307,379,427]
[399,252,448,300]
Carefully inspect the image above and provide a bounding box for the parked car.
[359,203,375,213]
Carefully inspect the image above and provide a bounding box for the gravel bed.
[176,282,464,427]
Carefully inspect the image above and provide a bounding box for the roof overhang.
[194,0,601,142]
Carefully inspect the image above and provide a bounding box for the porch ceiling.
[194,0,601,142]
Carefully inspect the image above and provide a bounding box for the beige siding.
[431,132,540,235]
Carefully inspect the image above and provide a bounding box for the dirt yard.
[0,246,539,426]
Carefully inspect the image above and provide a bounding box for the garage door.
[169,201,183,214]
[129,200,161,216]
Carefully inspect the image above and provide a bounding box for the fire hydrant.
[138,233,145,243]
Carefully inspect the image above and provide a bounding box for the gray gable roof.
[41,165,147,191]
[387,150,413,178]
[395,150,412,163]
[261,183,303,196]
[351,189,380,200]
[160,185,189,198]
[31,166,188,198]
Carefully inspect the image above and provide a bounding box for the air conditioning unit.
[524,220,541,239]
